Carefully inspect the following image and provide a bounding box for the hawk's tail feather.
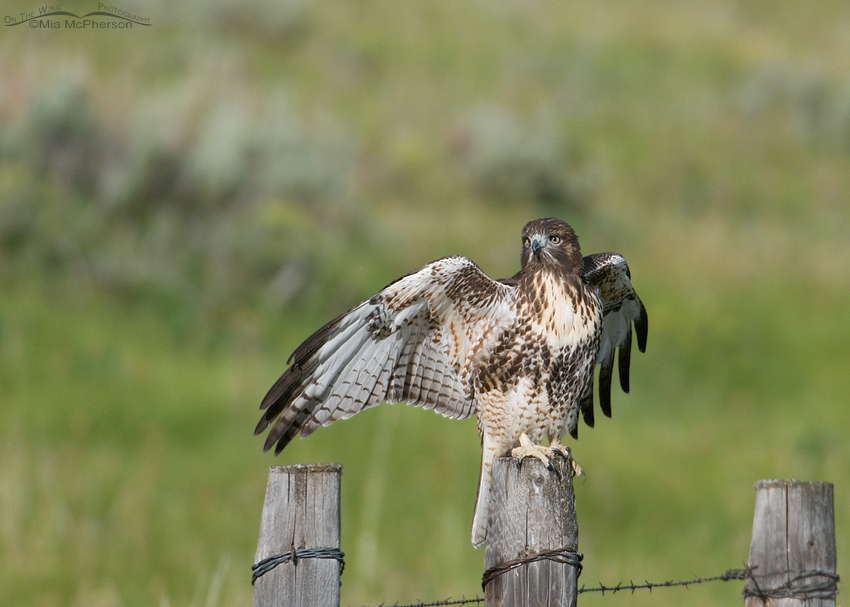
[471,458,491,549]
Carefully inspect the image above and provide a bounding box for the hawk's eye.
[550,235,562,244]
[523,237,530,247]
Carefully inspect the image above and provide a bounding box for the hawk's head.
[520,218,583,274]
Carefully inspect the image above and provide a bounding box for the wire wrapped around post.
[744,569,840,602]
[482,548,583,590]
[252,546,345,585]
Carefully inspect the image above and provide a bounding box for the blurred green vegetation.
[1,1,849,605]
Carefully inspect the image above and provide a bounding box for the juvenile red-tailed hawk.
[256,218,648,547]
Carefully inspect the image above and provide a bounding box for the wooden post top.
[754,479,833,489]
[268,463,343,474]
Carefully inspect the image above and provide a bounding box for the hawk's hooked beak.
[531,235,544,257]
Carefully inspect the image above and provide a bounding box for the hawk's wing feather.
[577,374,595,434]
[256,256,515,455]
[580,252,648,425]
[598,341,615,418]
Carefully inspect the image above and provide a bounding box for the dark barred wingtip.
[260,368,302,411]
[254,416,270,436]
[264,428,283,454]
[618,328,632,394]
[636,303,649,353]
[599,351,613,418]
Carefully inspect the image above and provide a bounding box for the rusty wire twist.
[744,568,840,603]
[481,548,583,590]
[252,544,345,585]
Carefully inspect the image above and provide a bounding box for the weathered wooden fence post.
[253,464,343,607]
[745,480,838,607]
[484,456,580,607]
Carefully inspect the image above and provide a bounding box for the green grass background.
[1,1,849,605]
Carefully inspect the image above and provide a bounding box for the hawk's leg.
[511,433,585,479]
[511,432,555,469]
[550,437,585,480]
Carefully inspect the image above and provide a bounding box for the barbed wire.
[348,568,742,607]
[356,597,484,607]
[577,566,751,595]
[350,565,840,607]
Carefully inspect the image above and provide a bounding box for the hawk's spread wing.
[579,252,648,429]
[256,256,516,454]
